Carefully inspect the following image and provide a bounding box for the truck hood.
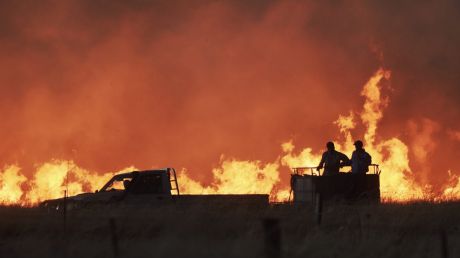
[41,191,125,206]
[68,192,95,201]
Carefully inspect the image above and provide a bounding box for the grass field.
[0,201,459,258]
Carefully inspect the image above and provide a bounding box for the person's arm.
[365,153,372,166]
[317,153,325,171]
[339,152,351,167]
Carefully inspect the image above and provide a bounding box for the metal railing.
[291,164,381,176]
[291,166,321,176]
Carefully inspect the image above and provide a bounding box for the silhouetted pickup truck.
[41,168,268,210]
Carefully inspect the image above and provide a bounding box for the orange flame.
[178,158,288,201]
[0,166,27,205]
[0,160,134,205]
[1,68,459,205]
[442,170,460,199]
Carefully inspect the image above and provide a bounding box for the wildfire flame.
[0,68,459,205]
[178,158,289,202]
[0,161,133,206]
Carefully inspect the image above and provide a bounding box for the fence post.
[315,193,323,225]
[440,228,449,258]
[263,218,281,258]
[61,190,68,258]
[109,218,119,258]
[63,190,67,233]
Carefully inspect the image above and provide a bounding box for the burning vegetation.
[0,68,459,205]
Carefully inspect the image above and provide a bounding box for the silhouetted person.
[123,180,132,190]
[351,140,372,174]
[317,141,350,176]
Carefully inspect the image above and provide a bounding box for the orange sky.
[0,0,460,193]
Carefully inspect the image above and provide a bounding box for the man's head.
[354,140,363,150]
[326,141,335,151]
[123,179,132,190]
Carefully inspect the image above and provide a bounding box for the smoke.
[0,0,459,194]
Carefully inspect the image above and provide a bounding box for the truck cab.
[99,169,177,195]
[41,168,180,210]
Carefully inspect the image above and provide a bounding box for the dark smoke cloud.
[0,0,459,189]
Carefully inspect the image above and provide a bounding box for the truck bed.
[121,194,270,207]
[176,194,269,206]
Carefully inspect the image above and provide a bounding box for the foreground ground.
[0,201,459,258]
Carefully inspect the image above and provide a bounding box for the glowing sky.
[1,0,459,191]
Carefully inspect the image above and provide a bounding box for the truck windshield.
[101,175,133,192]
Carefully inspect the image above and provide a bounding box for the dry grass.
[0,201,459,258]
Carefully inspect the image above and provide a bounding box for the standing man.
[317,141,350,176]
[351,140,372,174]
